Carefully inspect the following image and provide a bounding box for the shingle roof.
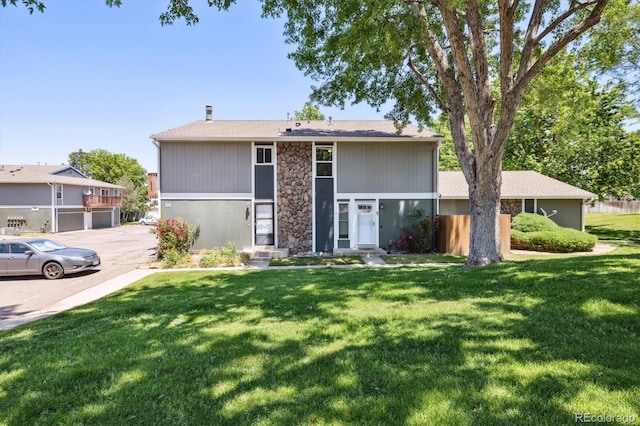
[151,120,442,142]
[0,165,123,188]
[439,171,596,199]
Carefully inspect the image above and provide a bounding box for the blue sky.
[0,1,386,173]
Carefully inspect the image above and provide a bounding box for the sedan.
[0,238,100,280]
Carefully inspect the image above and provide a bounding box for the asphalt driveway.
[0,225,157,322]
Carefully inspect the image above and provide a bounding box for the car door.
[6,242,41,275]
[0,243,8,274]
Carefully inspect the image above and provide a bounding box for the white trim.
[161,193,253,199]
[355,200,377,247]
[337,192,438,199]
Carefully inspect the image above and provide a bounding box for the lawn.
[586,213,640,241]
[1,244,639,425]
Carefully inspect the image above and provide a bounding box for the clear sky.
[0,1,386,173]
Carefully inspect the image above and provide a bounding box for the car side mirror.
[24,250,34,256]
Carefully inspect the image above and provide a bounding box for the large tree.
[7,0,620,266]
[504,52,640,200]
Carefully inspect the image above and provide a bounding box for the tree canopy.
[293,102,326,121]
[68,149,149,219]
[8,0,634,266]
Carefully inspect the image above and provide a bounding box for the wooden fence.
[585,200,640,214]
[437,214,511,256]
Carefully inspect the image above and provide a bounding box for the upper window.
[315,146,333,177]
[256,147,273,164]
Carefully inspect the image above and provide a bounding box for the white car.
[139,214,159,226]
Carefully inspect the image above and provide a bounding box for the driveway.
[0,225,157,322]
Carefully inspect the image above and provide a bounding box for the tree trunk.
[465,161,504,267]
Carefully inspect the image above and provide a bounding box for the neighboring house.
[150,108,442,254]
[439,170,596,230]
[0,165,123,233]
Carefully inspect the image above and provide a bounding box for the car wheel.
[43,262,64,280]
[140,221,146,225]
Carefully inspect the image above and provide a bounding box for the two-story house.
[0,165,123,234]
[150,107,443,255]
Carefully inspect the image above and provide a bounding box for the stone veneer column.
[277,142,313,254]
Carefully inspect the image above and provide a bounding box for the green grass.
[586,213,640,241]
[381,253,467,264]
[1,246,639,425]
[269,255,364,267]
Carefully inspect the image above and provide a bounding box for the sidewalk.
[0,255,389,332]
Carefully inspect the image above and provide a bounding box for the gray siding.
[53,168,85,178]
[537,199,584,230]
[161,142,251,193]
[0,207,52,233]
[379,199,435,250]
[439,199,471,215]
[0,183,51,206]
[337,142,436,193]
[63,185,87,206]
[163,200,253,251]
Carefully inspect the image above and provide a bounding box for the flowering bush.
[152,218,200,258]
[393,208,438,253]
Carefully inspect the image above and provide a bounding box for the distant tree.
[68,149,149,216]
[68,148,147,188]
[117,175,147,222]
[293,102,325,121]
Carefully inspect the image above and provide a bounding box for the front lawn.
[1,246,639,425]
[586,213,640,241]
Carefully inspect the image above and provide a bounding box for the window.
[8,243,29,254]
[338,202,349,239]
[315,146,333,177]
[256,147,273,164]
[56,184,62,199]
[101,188,109,196]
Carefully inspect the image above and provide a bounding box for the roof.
[0,165,123,189]
[439,171,596,200]
[150,120,443,142]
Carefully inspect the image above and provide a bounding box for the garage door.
[92,211,112,228]
[57,211,83,232]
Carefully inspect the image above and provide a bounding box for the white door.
[356,202,375,246]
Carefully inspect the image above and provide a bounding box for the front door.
[356,202,376,246]
[255,203,274,245]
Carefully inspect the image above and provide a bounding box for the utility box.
[438,214,511,256]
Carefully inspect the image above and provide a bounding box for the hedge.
[511,213,597,253]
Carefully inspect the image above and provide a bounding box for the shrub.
[199,242,250,267]
[160,248,191,268]
[152,218,200,258]
[394,208,438,253]
[512,225,598,253]
[511,212,559,233]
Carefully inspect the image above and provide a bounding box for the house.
[0,165,123,234]
[150,107,443,254]
[439,170,596,231]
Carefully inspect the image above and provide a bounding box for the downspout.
[47,182,56,232]
[151,138,161,217]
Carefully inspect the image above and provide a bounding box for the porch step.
[333,247,387,257]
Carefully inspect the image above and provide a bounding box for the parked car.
[139,213,159,226]
[0,238,100,280]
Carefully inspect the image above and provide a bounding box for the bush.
[511,220,598,253]
[152,218,200,258]
[199,242,250,267]
[511,212,559,233]
[160,248,191,268]
[393,208,438,253]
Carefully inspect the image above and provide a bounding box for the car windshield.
[29,239,68,252]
